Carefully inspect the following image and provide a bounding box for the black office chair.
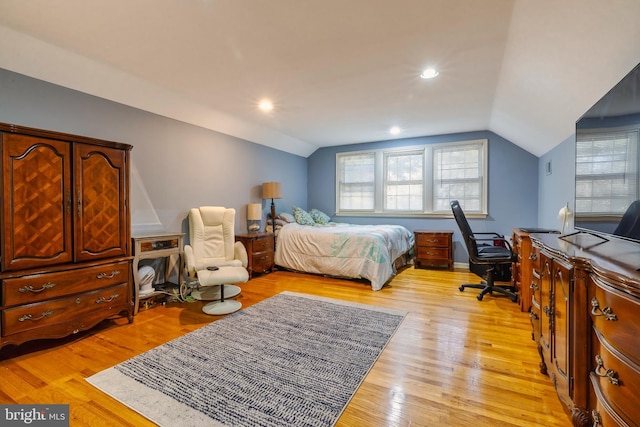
[450,200,518,302]
[613,200,640,240]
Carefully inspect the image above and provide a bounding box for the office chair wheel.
[511,295,519,303]
[459,285,465,292]
[477,294,483,301]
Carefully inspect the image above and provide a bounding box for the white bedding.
[275,222,414,290]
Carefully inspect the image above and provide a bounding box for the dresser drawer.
[2,283,128,336]
[591,327,640,426]
[590,373,633,427]
[589,274,640,365]
[2,261,130,307]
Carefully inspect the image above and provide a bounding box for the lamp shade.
[262,182,282,199]
[247,203,262,220]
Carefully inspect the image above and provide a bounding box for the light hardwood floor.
[0,267,572,426]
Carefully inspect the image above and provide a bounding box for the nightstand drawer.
[252,252,274,273]
[253,237,274,253]
[416,246,449,260]
[416,234,450,247]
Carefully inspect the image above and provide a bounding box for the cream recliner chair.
[184,207,249,315]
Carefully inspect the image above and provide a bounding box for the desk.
[132,233,184,314]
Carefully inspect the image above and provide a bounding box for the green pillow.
[310,209,331,224]
[293,206,316,226]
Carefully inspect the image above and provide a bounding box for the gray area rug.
[87,291,406,427]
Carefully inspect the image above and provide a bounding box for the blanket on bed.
[275,222,414,290]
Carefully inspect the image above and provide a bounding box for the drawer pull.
[18,310,53,322]
[529,253,537,260]
[530,281,539,291]
[591,298,617,321]
[529,310,538,320]
[594,355,620,385]
[18,282,56,293]
[97,270,120,279]
[425,239,440,243]
[591,410,601,427]
[96,293,119,304]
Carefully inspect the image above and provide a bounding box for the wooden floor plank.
[0,267,572,426]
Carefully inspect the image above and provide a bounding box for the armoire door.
[1,133,73,271]
[74,143,128,262]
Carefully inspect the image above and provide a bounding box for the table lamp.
[247,203,262,233]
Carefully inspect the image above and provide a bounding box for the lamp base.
[247,220,261,233]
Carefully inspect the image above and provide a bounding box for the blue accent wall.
[308,131,539,264]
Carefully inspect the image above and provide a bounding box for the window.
[337,152,375,211]
[336,139,487,216]
[384,150,423,211]
[576,128,639,217]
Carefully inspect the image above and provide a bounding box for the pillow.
[278,212,296,223]
[310,209,331,225]
[292,206,315,226]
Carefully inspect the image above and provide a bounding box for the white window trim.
[335,139,488,218]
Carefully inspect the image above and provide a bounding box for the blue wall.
[308,131,539,264]
[537,135,575,231]
[0,68,308,238]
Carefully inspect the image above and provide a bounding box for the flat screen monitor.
[574,63,640,242]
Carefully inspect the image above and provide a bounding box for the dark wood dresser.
[529,232,640,426]
[0,123,133,351]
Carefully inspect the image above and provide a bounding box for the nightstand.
[414,230,454,271]
[235,232,275,278]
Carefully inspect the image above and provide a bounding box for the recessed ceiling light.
[420,68,439,79]
[258,99,274,112]
[389,126,402,135]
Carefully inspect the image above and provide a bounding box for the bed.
[274,222,414,290]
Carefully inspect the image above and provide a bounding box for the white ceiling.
[1,0,639,157]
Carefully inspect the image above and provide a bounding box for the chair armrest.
[234,241,248,268]
[184,244,197,279]
[469,235,513,251]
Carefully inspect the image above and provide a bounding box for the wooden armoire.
[0,123,133,351]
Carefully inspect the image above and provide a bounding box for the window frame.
[335,139,488,218]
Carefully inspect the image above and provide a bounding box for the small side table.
[414,230,454,271]
[235,232,275,278]
[132,233,184,314]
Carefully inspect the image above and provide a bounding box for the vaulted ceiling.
[1,0,639,157]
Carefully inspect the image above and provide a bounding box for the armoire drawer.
[2,261,129,307]
[2,283,128,336]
